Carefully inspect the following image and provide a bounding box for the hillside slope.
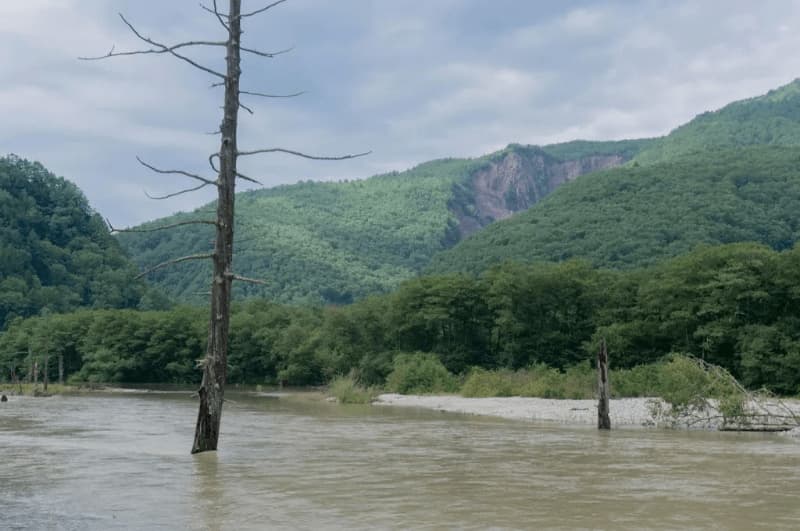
[0,155,146,327]
[118,140,645,304]
[634,79,800,164]
[428,146,800,273]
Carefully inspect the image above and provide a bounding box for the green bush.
[611,363,663,397]
[460,362,595,399]
[461,368,517,397]
[653,354,712,411]
[655,353,745,418]
[357,351,395,387]
[328,373,378,404]
[385,352,458,394]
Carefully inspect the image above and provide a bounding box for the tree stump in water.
[597,339,611,430]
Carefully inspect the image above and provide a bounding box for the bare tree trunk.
[27,349,32,384]
[44,356,49,392]
[58,354,64,385]
[33,359,39,385]
[597,338,611,430]
[192,0,241,454]
[82,0,365,453]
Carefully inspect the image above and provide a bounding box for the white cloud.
[3,1,800,226]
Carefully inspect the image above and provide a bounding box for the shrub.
[357,351,395,387]
[655,353,745,417]
[611,363,663,397]
[461,368,516,397]
[460,362,595,399]
[561,361,595,399]
[385,352,458,394]
[328,373,378,404]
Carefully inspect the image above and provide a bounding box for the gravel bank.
[375,394,664,427]
[375,394,800,430]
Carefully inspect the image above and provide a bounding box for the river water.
[1,391,799,530]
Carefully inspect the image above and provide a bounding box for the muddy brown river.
[1,391,799,530]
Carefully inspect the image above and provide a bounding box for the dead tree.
[597,338,610,430]
[82,0,367,453]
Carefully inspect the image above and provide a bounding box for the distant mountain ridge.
[430,146,800,273]
[117,139,646,304]
[633,78,800,164]
[118,79,800,303]
[431,79,800,273]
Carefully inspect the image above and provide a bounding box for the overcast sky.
[3,0,800,227]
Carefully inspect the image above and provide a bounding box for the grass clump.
[385,352,459,394]
[461,368,517,397]
[328,373,379,404]
[461,362,595,399]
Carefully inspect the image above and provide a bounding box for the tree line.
[1,242,798,394]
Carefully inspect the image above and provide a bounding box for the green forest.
[3,243,799,394]
[634,79,800,164]
[0,156,152,328]
[4,80,800,397]
[430,146,800,273]
[116,139,643,305]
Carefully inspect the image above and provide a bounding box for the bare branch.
[80,39,225,59]
[79,13,227,80]
[208,153,261,184]
[226,273,269,285]
[239,101,255,115]
[107,218,217,234]
[145,181,213,200]
[238,0,288,19]
[240,89,304,98]
[241,46,294,58]
[135,253,214,279]
[236,172,263,185]
[209,153,221,173]
[137,156,217,186]
[199,1,230,31]
[237,147,372,161]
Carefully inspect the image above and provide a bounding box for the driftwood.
[650,357,800,432]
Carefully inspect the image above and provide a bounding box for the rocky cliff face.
[452,148,625,237]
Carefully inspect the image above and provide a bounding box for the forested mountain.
[633,79,800,163]
[431,80,800,274]
[429,146,800,273]
[112,79,800,304]
[117,139,644,304]
[0,155,148,327]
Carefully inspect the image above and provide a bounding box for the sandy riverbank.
[375,394,663,427]
[374,393,800,431]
